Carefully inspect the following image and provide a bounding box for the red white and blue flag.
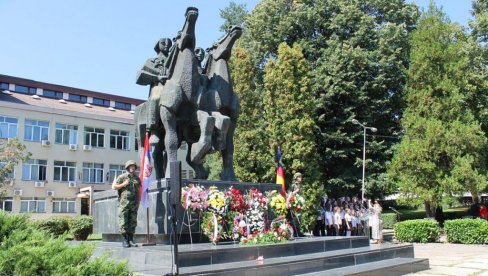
[139,132,152,209]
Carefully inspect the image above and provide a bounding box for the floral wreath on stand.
[246,188,268,236]
[267,190,287,218]
[201,186,227,244]
[225,187,246,240]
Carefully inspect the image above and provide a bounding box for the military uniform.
[116,171,141,234]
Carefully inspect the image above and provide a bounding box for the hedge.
[381,213,397,229]
[0,211,130,275]
[394,219,439,243]
[36,216,71,238]
[445,219,488,244]
[69,215,94,241]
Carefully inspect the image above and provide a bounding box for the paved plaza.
[411,243,488,275]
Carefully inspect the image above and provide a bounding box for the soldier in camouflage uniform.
[112,160,141,248]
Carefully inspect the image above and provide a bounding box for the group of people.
[286,172,383,243]
[312,195,384,243]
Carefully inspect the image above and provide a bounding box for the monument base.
[92,179,281,244]
[91,235,429,275]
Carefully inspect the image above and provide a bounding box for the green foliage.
[36,216,71,238]
[69,215,93,241]
[388,4,488,216]
[381,213,397,229]
[445,218,488,244]
[228,0,418,200]
[219,2,248,33]
[394,219,440,243]
[0,211,131,275]
[231,47,271,183]
[263,43,323,231]
[0,138,31,197]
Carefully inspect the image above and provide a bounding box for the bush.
[36,216,71,238]
[445,219,488,244]
[381,213,397,229]
[0,211,131,275]
[394,219,439,243]
[69,215,93,241]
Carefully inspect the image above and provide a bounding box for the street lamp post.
[352,119,377,204]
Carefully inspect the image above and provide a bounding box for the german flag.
[276,147,285,195]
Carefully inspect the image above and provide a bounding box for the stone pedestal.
[92,179,281,244]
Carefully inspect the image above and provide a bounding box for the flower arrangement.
[240,230,287,245]
[247,188,268,210]
[201,211,227,244]
[231,213,248,241]
[225,187,246,213]
[246,188,268,234]
[287,192,305,213]
[181,184,209,214]
[270,218,293,241]
[267,190,287,218]
[207,186,226,215]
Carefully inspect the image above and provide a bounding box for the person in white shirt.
[344,208,352,236]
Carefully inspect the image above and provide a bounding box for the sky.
[0,0,474,100]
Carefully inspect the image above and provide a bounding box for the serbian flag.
[276,147,286,195]
[139,132,152,208]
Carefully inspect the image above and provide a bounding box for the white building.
[0,74,192,219]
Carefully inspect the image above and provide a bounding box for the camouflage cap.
[125,160,137,170]
[293,172,303,180]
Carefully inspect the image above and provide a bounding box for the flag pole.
[141,131,155,246]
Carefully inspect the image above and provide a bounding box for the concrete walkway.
[411,243,488,275]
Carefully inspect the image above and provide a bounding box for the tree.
[235,0,417,198]
[219,2,249,33]
[263,43,323,230]
[388,4,488,217]
[0,139,31,197]
[230,47,271,183]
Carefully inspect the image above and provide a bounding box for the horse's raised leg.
[211,112,230,151]
[186,143,209,179]
[190,110,215,164]
[221,122,237,181]
[160,106,178,178]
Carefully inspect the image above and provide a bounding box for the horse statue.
[203,26,242,181]
[134,8,242,181]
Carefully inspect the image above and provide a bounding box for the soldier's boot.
[122,234,130,248]
[128,233,138,247]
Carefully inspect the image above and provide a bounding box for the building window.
[22,159,47,181]
[114,101,131,110]
[0,82,9,90]
[55,123,78,144]
[109,165,125,182]
[53,161,76,182]
[43,89,63,99]
[20,198,45,213]
[84,127,104,147]
[0,116,18,139]
[14,85,36,95]
[92,98,110,107]
[0,161,14,179]
[52,199,76,213]
[83,162,104,183]
[110,130,129,150]
[24,119,49,142]
[68,94,87,103]
[0,198,13,212]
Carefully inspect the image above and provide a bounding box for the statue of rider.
[136,37,172,140]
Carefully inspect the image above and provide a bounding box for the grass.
[65,233,102,241]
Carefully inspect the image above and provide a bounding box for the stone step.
[302,257,429,276]
[177,243,416,276]
[93,236,370,268]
